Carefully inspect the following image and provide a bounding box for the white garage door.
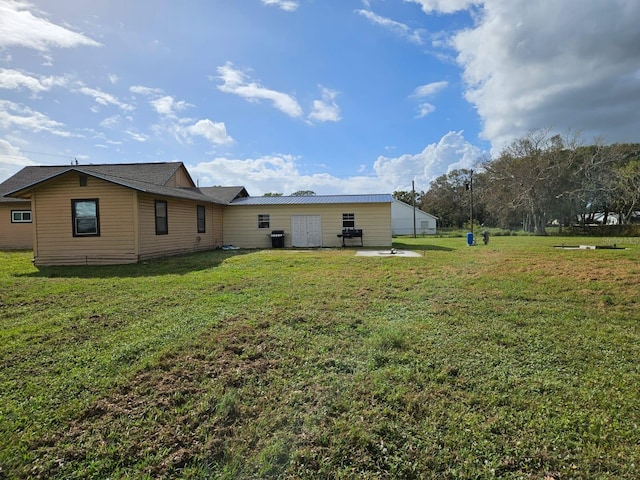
[291,215,322,247]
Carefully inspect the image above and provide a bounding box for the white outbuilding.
[391,199,438,236]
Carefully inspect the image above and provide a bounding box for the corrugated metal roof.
[230,194,393,206]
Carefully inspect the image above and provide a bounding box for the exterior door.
[291,215,322,247]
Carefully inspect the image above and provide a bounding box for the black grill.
[337,228,363,246]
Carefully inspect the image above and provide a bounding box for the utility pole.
[469,169,474,237]
[465,170,474,245]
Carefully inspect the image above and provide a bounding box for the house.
[391,199,437,236]
[223,194,393,248]
[0,168,37,250]
[3,162,231,265]
[2,162,393,265]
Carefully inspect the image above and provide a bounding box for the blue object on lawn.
[466,232,474,246]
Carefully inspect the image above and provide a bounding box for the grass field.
[1,236,639,479]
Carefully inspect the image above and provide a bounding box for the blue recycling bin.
[466,232,474,246]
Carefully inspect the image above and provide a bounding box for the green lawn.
[1,236,639,479]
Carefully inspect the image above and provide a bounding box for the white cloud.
[0,138,36,181]
[0,68,68,92]
[374,130,482,190]
[0,99,74,137]
[190,154,368,195]
[126,130,147,142]
[188,131,483,195]
[308,86,341,123]
[129,85,164,97]
[0,0,100,51]
[416,103,436,118]
[449,0,640,151]
[261,0,299,12]
[77,85,134,112]
[185,119,233,146]
[404,0,479,14]
[410,80,448,118]
[150,95,190,117]
[129,85,190,116]
[355,9,424,45]
[412,81,448,98]
[129,84,230,147]
[216,62,303,118]
[99,115,121,128]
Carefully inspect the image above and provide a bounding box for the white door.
[291,215,322,247]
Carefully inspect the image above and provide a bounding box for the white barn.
[391,199,437,236]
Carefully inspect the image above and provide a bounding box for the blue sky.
[1,0,640,195]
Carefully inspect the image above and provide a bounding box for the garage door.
[291,215,322,247]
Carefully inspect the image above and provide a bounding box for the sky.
[1,0,639,195]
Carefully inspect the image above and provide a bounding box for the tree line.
[395,130,640,235]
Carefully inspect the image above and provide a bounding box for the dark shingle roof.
[200,186,249,204]
[2,162,228,205]
[0,166,70,203]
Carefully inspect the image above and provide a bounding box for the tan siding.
[212,205,224,246]
[166,165,195,188]
[223,203,392,248]
[137,195,220,260]
[0,202,33,249]
[32,174,137,265]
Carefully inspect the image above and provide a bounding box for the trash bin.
[466,232,475,246]
[270,230,285,248]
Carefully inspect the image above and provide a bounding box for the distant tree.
[422,169,475,228]
[392,190,422,206]
[482,130,579,234]
[263,192,283,197]
[291,190,316,196]
[611,149,640,224]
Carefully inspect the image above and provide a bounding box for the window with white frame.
[342,213,355,228]
[72,199,100,236]
[11,210,32,223]
[258,214,270,229]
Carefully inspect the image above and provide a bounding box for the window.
[155,200,168,235]
[72,199,99,236]
[79,175,88,187]
[197,205,206,233]
[258,214,270,229]
[342,213,355,228]
[11,210,32,223]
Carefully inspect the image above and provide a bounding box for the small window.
[72,199,99,236]
[155,200,168,235]
[11,210,32,223]
[79,175,88,187]
[342,213,355,228]
[197,205,206,233]
[258,214,270,229]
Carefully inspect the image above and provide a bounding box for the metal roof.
[230,194,393,206]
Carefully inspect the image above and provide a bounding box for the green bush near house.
[1,236,639,479]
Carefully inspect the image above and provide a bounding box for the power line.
[0,146,76,160]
